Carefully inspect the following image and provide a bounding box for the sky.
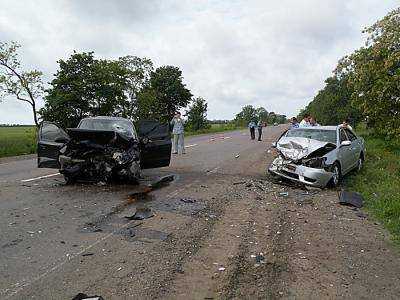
[0,0,398,124]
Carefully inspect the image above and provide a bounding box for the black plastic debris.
[72,293,104,300]
[147,174,174,190]
[82,253,94,257]
[255,253,265,263]
[125,207,154,220]
[339,191,364,208]
[180,198,196,203]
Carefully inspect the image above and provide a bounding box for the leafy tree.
[0,41,43,126]
[137,66,192,123]
[234,105,257,126]
[335,7,400,136]
[40,52,130,128]
[185,97,209,131]
[299,75,361,126]
[117,55,153,119]
[256,107,269,123]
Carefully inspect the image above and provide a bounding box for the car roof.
[82,116,131,121]
[291,126,338,131]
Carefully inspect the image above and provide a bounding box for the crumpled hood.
[277,137,336,161]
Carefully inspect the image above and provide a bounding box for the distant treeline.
[298,8,400,137]
[0,124,35,127]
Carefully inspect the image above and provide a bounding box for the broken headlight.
[302,157,327,168]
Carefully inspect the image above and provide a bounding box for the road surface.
[1,126,400,299]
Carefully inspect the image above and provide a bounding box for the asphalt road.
[1,125,400,299]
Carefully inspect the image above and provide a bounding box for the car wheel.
[329,162,341,187]
[356,156,363,172]
[64,175,75,185]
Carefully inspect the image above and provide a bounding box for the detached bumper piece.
[269,156,333,188]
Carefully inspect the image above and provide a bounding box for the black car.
[37,116,172,184]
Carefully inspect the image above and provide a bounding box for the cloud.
[0,0,398,124]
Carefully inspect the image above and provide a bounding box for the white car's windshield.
[285,129,336,144]
[79,119,135,137]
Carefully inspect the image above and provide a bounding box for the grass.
[185,123,245,136]
[344,125,400,244]
[0,123,243,158]
[0,126,37,158]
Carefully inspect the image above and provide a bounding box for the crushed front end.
[268,137,336,188]
[59,129,140,183]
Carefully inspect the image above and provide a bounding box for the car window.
[40,123,68,142]
[339,129,349,142]
[285,129,336,144]
[79,119,136,138]
[344,129,357,141]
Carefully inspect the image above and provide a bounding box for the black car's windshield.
[285,129,336,144]
[79,119,135,137]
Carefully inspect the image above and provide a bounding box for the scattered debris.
[355,211,367,219]
[96,181,106,186]
[255,253,265,263]
[339,191,364,208]
[218,267,226,271]
[147,174,175,190]
[180,198,196,203]
[72,293,104,300]
[278,192,289,197]
[125,207,154,220]
[233,181,246,185]
[235,154,240,158]
[82,253,94,257]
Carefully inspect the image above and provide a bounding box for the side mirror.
[271,142,277,148]
[340,140,351,147]
[54,137,69,144]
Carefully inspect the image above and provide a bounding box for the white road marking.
[21,173,60,182]
[185,144,198,148]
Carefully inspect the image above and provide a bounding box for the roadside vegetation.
[298,7,400,244]
[344,126,400,244]
[0,126,36,157]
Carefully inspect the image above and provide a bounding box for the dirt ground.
[2,128,400,299]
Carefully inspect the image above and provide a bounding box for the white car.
[269,126,366,187]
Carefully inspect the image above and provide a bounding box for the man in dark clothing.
[257,120,263,141]
[248,121,256,140]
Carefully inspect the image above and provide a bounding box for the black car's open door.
[37,122,69,168]
[138,120,172,169]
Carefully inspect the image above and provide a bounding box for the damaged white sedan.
[268,126,365,188]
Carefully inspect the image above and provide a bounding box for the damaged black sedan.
[268,126,366,187]
[37,117,171,184]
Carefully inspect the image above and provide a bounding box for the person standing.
[170,112,185,155]
[290,117,300,129]
[299,114,311,127]
[248,120,256,140]
[310,116,320,126]
[257,120,263,141]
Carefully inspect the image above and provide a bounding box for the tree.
[234,105,257,126]
[299,75,361,126]
[117,55,153,120]
[256,107,269,123]
[185,97,209,131]
[0,41,43,126]
[335,7,400,136]
[40,52,130,128]
[137,66,192,123]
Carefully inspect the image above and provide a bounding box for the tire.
[64,174,76,185]
[328,162,341,188]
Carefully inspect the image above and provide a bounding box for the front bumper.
[268,157,333,188]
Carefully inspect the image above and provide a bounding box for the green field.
[0,123,244,158]
[0,126,37,158]
[345,126,400,244]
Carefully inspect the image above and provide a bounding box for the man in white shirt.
[299,114,311,127]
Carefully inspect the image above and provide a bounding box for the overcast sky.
[0,0,398,124]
